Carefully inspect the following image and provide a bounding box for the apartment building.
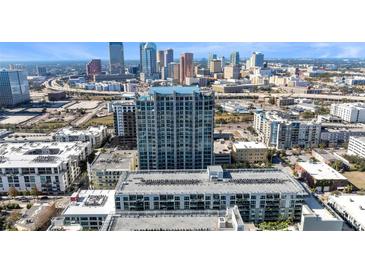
[347,136,365,158]
[88,150,137,189]
[232,142,268,163]
[0,142,91,194]
[110,100,137,149]
[330,103,365,123]
[114,166,307,223]
[136,86,214,170]
[320,126,365,147]
[254,111,321,150]
[53,126,108,149]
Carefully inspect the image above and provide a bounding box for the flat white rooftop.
[233,141,267,150]
[117,168,306,195]
[0,141,89,168]
[110,213,220,231]
[350,136,365,143]
[55,126,106,137]
[329,194,365,228]
[298,162,347,181]
[62,190,115,216]
[303,196,338,221]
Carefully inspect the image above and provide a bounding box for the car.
[39,196,49,200]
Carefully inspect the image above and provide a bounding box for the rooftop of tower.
[149,86,200,95]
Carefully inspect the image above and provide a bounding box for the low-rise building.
[330,103,365,123]
[232,142,268,164]
[311,148,349,169]
[0,142,91,194]
[53,126,108,149]
[55,190,116,230]
[320,126,365,147]
[299,196,343,231]
[295,161,349,192]
[276,97,295,107]
[102,206,246,231]
[115,166,307,223]
[347,136,365,159]
[213,140,232,165]
[88,150,137,189]
[328,194,365,231]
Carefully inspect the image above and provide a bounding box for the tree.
[30,186,40,201]
[8,187,18,199]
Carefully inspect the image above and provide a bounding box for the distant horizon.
[1,42,365,62]
[2,57,365,64]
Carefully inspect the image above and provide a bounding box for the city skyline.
[1,42,365,61]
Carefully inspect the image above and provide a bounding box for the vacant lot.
[343,171,365,190]
[83,115,113,128]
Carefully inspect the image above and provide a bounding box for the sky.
[1,42,365,61]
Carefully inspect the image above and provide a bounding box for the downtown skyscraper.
[0,69,30,107]
[179,53,193,85]
[136,86,214,170]
[230,51,240,65]
[86,59,102,79]
[109,42,125,74]
[140,42,157,78]
[164,49,174,66]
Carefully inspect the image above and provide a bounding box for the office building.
[330,103,365,123]
[109,42,125,75]
[254,111,321,150]
[224,65,240,79]
[164,48,174,66]
[168,62,180,83]
[53,126,107,149]
[86,59,102,79]
[295,162,349,192]
[140,42,157,79]
[246,52,264,68]
[328,194,365,231]
[136,86,214,170]
[210,59,222,74]
[88,150,137,189]
[230,51,240,65]
[0,142,91,194]
[179,53,194,85]
[347,136,365,158]
[110,100,137,149]
[232,142,268,164]
[114,166,307,223]
[156,50,165,71]
[0,69,30,107]
[208,53,217,70]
